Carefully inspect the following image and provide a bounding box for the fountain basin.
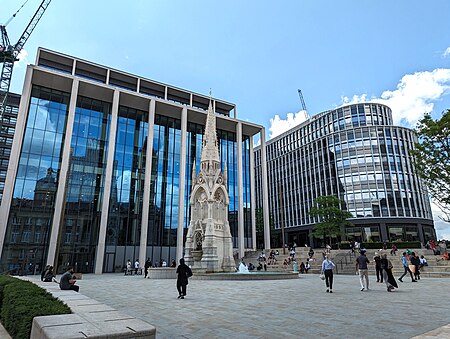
[192,271,299,280]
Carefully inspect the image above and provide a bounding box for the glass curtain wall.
[57,96,111,273]
[2,86,70,274]
[242,136,252,248]
[218,130,238,247]
[147,115,181,263]
[106,106,148,268]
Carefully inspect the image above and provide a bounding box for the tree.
[309,196,353,245]
[411,110,450,221]
[255,208,276,249]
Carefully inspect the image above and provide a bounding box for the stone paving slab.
[412,323,450,339]
[73,273,450,339]
[18,276,156,338]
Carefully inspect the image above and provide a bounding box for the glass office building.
[0,48,265,274]
[0,93,20,205]
[255,103,435,247]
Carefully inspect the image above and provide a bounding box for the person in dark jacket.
[43,266,55,282]
[176,258,192,299]
[380,253,398,292]
[373,252,383,283]
[41,265,50,281]
[144,258,152,279]
[59,266,79,292]
[410,252,421,281]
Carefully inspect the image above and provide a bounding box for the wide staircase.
[242,247,323,274]
[243,247,450,278]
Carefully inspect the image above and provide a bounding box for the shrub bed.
[0,275,71,339]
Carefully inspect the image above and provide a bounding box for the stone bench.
[18,278,156,339]
[147,267,177,279]
[31,311,155,338]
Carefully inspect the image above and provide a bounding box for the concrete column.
[47,79,79,267]
[237,122,245,258]
[138,99,156,267]
[0,66,34,258]
[94,90,119,274]
[249,137,257,250]
[417,223,425,245]
[380,222,388,242]
[260,128,271,250]
[176,107,188,262]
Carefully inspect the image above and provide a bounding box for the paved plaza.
[67,273,450,339]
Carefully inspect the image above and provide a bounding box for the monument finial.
[200,90,219,164]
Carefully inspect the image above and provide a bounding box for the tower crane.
[0,0,52,123]
[297,89,307,113]
[297,89,310,121]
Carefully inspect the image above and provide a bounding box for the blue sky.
[2,0,450,238]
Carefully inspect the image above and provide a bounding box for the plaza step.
[244,247,450,278]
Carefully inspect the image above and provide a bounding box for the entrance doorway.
[288,231,309,247]
[104,252,116,273]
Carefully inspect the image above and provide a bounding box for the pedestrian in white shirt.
[321,256,336,293]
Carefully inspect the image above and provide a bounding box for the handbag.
[319,272,325,280]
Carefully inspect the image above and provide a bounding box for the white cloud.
[341,68,450,127]
[443,46,450,58]
[430,200,450,240]
[269,110,309,139]
[14,49,29,68]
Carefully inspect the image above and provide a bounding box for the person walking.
[321,256,336,293]
[374,252,383,283]
[144,258,152,278]
[398,252,417,283]
[380,253,398,292]
[410,252,421,281]
[356,250,370,291]
[176,258,192,299]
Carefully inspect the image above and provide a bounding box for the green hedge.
[0,275,71,339]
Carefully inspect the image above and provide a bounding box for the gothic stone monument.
[184,102,235,273]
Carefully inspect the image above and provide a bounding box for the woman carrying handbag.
[321,256,336,293]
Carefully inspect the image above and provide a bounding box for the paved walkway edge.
[0,322,12,339]
[18,276,156,338]
[411,323,450,339]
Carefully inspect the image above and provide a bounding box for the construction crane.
[0,0,52,122]
[297,89,307,113]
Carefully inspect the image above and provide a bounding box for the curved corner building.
[255,103,435,247]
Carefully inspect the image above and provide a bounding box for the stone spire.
[200,101,220,164]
